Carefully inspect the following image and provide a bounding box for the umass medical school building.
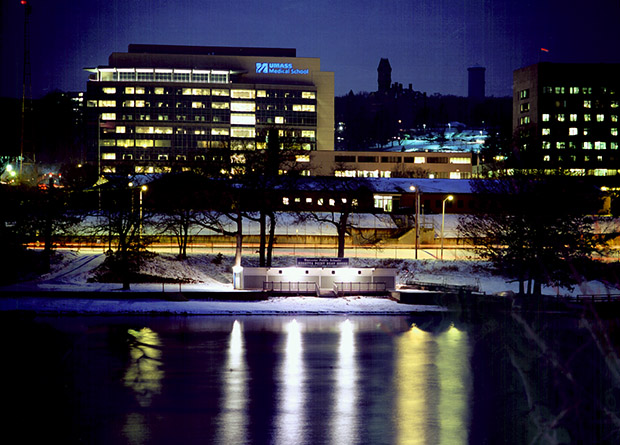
[85,44,334,174]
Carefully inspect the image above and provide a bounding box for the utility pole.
[20,0,32,181]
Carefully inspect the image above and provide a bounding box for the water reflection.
[217,320,248,444]
[395,323,470,445]
[275,319,306,444]
[330,319,358,445]
[123,327,164,445]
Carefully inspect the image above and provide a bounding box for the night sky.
[1,0,619,100]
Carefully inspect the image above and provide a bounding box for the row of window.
[334,155,470,165]
[98,69,230,84]
[520,86,618,99]
[540,127,618,136]
[98,113,316,126]
[542,141,619,150]
[100,86,317,99]
[333,170,470,179]
[542,113,619,122]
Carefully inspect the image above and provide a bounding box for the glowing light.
[217,320,248,444]
[331,319,358,443]
[276,319,305,444]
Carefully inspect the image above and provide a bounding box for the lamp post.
[409,185,421,259]
[139,185,147,245]
[441,195,453,260]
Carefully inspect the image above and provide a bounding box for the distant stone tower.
[468,65,486,100]
[377,58,392,93]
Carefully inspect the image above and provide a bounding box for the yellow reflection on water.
[395,325,432,445]
[331,319,358,445]
[124,327,164,407]
[217,319,248,444]
[395,324,471,445]
[275,319,305,445]
[436,325,470,445]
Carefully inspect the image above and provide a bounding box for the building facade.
[85,44,334,175]
[513,62,620,175]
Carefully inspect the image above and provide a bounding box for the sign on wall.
[256,62,309,75]
[296,258,350,268]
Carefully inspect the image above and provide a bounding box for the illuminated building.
[513,62,620,175]
[84,44,334,175]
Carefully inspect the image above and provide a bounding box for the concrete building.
[85,44,334,174]
[513,62,620,175]
[310,150,473,179]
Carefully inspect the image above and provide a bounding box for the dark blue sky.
[2,0,619,99]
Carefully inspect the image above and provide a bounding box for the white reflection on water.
[395,324,470,445]
[331,319,358,445]
[275,319,305,444]
[217,320,248,445]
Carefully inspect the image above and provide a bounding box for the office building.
[513,62,620,175]
[85,44,334,174]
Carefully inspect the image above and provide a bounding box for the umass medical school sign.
[256,62,309,75]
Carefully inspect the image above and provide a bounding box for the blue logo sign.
[255,62,308,75]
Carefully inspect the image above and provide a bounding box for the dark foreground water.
[2,311,620,444]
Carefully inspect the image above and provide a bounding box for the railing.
[263,281,317,295]
[334,282,387,296]
[561,294,620,304]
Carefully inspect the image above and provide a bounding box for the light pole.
[441,195,453,260]
[409,185,421,259]
[139,185,147,246]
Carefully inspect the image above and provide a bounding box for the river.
[2,312,619,444]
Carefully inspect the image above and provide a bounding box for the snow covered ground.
[0,250,618,315]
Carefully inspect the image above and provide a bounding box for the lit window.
[211,128,229,136]
[125,87,135,94]
[231,89,255,99]
[275,116,284,124]
[597,114,605,122]
[135,100,146,108]
[136,87,145,94]
[520,103,530,112]
[301,130,315,139]
[212,102,229,109]
[612,115,618,122]
[556,142,566,149]
[449,157,470,164]
[117,139,134,147]
[282,197,290,205]
[595,142,607,150]
[192,88,210,96]
[542,114,550,122]
[570,114,578,122]
[293,104,316,112]
[543,155,551,162]
[569,87,579,94]
[584,114,591,121]
[519,89,529,99]
[569,128,578,136]
[231,127,255,138]
[102,153,116,160]
[611,101,619,108]
[542,141,551,149]
[414,157,425,164]
[230,114,256,125]
[154,87,165,95]
[231,102,256,112]
[612,128,618,136]
[116,126,126,134]
[520,116,530,125]
[102,87,116,94]
[212,89,230,96]
[584,100,592,108]
[122,100,134,107]
[296,155,310,163]
[583,128,590,136]
[101,113,116,120]
[555,87,565,94]
[136,140,154,148]
[192,102,204,108]
[302,91,316,99]
[306,198,313,204]
[256,90,267,98]
[98,100,116,107]
[583,142,593,150]
[611,142,618,150]
[556,114,565,122]
[542,128,550,135]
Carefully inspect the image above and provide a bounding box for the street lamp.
[409,185,421,259]
[441,195,453,260]
[139,185,147,245]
